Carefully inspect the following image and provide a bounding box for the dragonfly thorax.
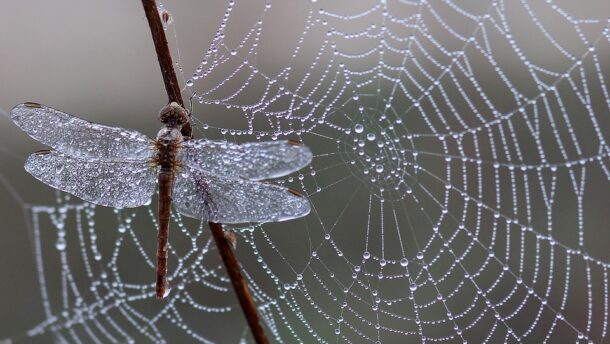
[156,127,183,145]
[158,102,188,128]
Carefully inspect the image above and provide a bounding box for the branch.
[141,0,191,138]
[209,223,270,343]
[141,1,269,343]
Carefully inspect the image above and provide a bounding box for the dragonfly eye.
[159,102,188,128]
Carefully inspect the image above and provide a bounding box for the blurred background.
[1,0,609,343]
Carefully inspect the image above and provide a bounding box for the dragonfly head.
[159,102,188,128]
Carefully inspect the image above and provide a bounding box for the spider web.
[3,0,610,343]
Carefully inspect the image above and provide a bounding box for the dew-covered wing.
[173,166,310,223]
[25,151,156,208]
[179,139,312,181]
[11,102,153,160]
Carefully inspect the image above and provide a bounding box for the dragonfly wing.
[25,151,156,208]
[11,102,153,160]
[179,140,312,181]
[173,166,310,223]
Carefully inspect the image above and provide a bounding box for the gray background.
[1,0,609,343]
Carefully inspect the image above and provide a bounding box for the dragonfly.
[11,101,312,298]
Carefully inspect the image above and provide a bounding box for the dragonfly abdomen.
[154,132,181,298]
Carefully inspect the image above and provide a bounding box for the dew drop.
[55,238,66,251]
[354,124,364,133]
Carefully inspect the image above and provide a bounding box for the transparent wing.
[25,151,157,208]
[173,166,310,223]
[11,102,153,160]
[179,140,312,181]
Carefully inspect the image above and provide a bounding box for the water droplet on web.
[354,124,364,133]
[375,164,384,173]
[367,133,376,141]
[55,238,66,251]
[400,258,408,267]
[409,283,417,291]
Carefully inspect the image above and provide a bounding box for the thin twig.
[209,223,270,344]
[141,1,269,343]
[141,0,191,138]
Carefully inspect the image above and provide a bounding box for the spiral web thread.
[5,0,610,343]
